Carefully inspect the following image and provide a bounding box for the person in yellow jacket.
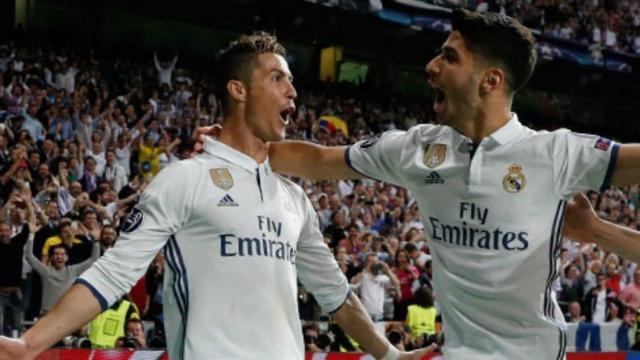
[406,286,437,341]
[88,297,140,348]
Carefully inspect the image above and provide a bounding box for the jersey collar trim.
[487,113,523,147]
[203,136,260,172]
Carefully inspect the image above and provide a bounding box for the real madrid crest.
[502,164,526,193]
[209,168,234,191]
[423,144,447,169]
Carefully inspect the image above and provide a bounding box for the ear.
[227,80,247,103]
[480,68,505,95]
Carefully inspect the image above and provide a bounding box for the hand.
[398,344,438,359]
[563,193,599,244]
[0,337,31,360]
[191,124,222,155]
[27,217,38,234]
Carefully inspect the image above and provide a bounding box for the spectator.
[24,219,99,313]
[585,272,620,324]
[393,248,420,321]
[88,297,140,349]
[406,286,437,342]
[565,301,586,323]
[404,243,431,272]
[351,253,400,322]
[619,269,640,311]
[98,225,117,255]
[123,318,146,348]
[153,52,178,88]
[41,220,91,265]
[0,219,28,336]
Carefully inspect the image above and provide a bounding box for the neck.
[449,98,512,144]
[217,112,269,163]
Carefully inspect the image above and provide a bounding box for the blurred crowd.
[0,37,639,353]
[431,0,640,55]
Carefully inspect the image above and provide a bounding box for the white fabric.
[347,114,618,359]
[79,137,349,360]
[358,273,390,319]
[592,291,607,324]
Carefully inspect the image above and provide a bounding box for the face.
[101,227,116,246]
[51,247,68,269]
[126,322,144,339]
[106,152,115,164]
[0,224,11,243]
[83,212,98,228]
[45,201,59,219]
[69,182,82,196]
[243,53,297,142]
[425,31,484,125]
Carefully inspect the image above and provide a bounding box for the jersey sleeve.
[345,130,409,185]
[76,161,198,311]
[295,194,350,315]
[552,131,619,199]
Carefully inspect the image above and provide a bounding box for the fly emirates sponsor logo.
[220,215,297,265]
[428,202,529,251]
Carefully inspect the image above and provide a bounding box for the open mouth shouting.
[433,87,446,113]
[279,105,296,125]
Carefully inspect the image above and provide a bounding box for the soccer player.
[0,33,432,360]
[262,9,640,360]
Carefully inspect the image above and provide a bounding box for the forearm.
[269,141,359,181]
[592,218,640,264]
[21,284,101,356]
[333,293,393,359]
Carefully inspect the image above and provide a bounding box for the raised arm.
[564,193,640,263]
[268,141,360,181]
[611,144,640,187]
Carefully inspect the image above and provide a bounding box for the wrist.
[380,344,400,360]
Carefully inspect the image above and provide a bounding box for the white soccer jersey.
[347,115,619,360]
[78,137,349,360]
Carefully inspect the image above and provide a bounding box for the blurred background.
[1,0,640,358]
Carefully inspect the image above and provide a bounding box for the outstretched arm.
[269,141,361,181]
[0,284,101,360]
[564,193,640,263]
[333,293,436,359]
[611,145,640,187]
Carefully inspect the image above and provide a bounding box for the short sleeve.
[345,130,408,185]
[295,194,350,315]
[77,161,198,310]
[552,131,619,199]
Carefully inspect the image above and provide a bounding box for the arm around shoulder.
[611,144,640,187]
[269,141,360,181]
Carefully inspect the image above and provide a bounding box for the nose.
[286,80,297,100]
[425,58,439,79]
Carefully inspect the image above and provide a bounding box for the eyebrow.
[270,69,294,82]
[441,46,459,57]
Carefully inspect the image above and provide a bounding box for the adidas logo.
[217,194,239,207]
[424,171,445,185]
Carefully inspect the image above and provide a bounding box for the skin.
[0,51,432,360]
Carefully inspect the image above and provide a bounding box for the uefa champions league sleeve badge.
[502,164,526,193]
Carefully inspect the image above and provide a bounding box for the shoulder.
[275,174,312,208]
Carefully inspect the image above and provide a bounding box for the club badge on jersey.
[423,144,447,168]
[209,168,234,190]
[502,164,526,193]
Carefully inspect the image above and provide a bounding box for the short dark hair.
[413,286,434,308]
[215,31,286,106]
[48,244,68,258]
[451,8,536,93]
